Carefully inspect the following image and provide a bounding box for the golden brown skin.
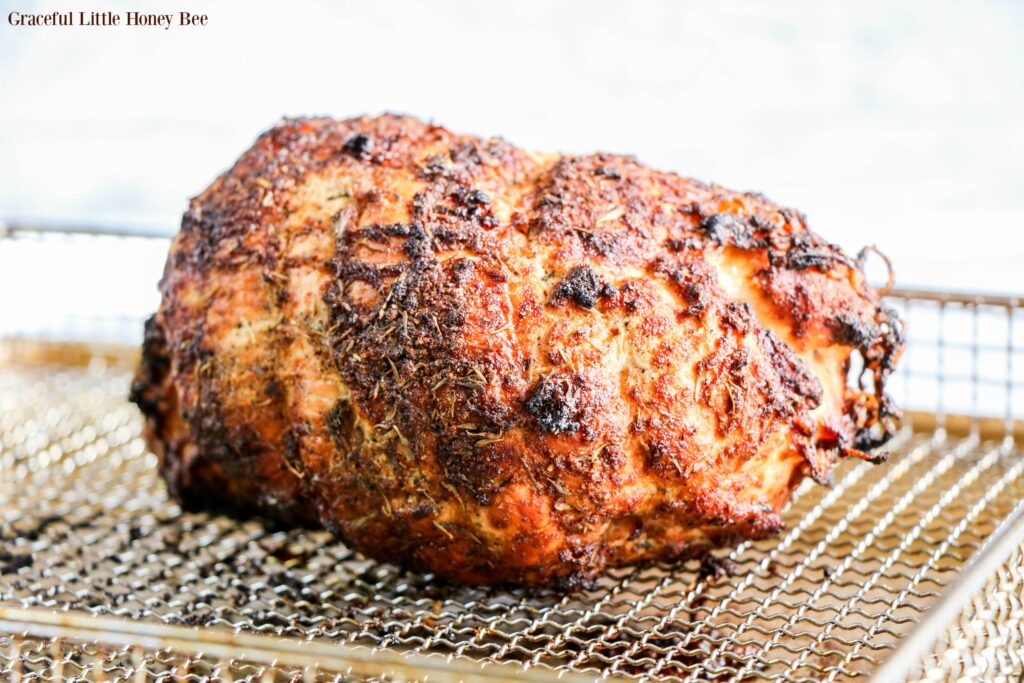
[131,114,903,587]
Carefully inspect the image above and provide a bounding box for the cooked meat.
[131,114,903,587]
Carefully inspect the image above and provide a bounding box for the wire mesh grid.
[1,233,1023,682]
[912,545,1024,681]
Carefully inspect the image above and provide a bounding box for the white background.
[1,0,1022,339]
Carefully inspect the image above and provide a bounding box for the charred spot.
[342,133,373,159]
[666,237,701,252]
[720,302,753,333]
[771,233,855,272]
[351,222,414,243]
[594,165,622,180]
[402,222,433,260]
[449,186,493,222]
[758,329,823,408]
[325,399,354,450]
[410,503,434,520]
[699,214,751,247]
[679,281,707,315]
[549,265,616,310]
[467,189,491,205]
[783,250,846,271]
[577,230,627,258]
[129,315,170,416]
[525,372,587,435]
[662,261,717,317]
[419,154,451,179]
[619,282,645,313]
[331,257,386,291]
[451,258,477,284]
[873,304,906,376]
[749,214,776,232]
[854,423,894,451]
[283,426,306,475]
[442,308,465,328]
[411,189,432,217]
[448,140,484,168]
[827,313,878,348]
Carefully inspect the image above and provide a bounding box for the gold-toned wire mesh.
[911,544,1024,681]
[1,232,1022,682]
[0,634,362,683]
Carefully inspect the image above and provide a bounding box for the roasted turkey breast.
[131,114,903,587]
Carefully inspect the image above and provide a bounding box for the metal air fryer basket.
[1,225,1021,682]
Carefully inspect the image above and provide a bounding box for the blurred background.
[1,0,1022,341]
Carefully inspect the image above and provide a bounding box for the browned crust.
[131,114,903,587]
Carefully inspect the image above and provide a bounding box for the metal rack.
[0,227,1021,681]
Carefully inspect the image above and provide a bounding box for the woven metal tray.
[1,229,1022,682]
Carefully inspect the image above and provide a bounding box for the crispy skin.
[131,114,903,587]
